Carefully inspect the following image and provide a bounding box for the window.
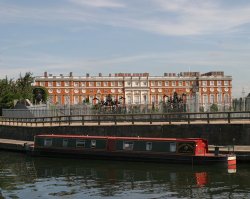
[44,139,52,147]
[74,82,79,87]
[48,82,53,87]
[96,82,101,87]
[185,81,189,86]
[217,81,221,86]
[76,140,85,148]
[151,81,155,86]
[111,82,115,86]
[65,82,69,86]
[134,81,139,86]
[48,89,53,93]
[203,95,208,104]
[64,96,70,104]
[224,81,229,86]
[89,82,94,87]
[103,82,108,87]
[170,143,176,152]
[210,94,215,104]
[81,82,86,87]
[210,81,214,86]
[152,96,156,103]
[165,81,169,86]
[40,82,45,86]
[127,81,131,86]
[63,139,68,147]
[224,94,229,104]
[172,81,176,86]
[202,81,207,86]
[56,82,61,87]
[118,82,123,86]
[218,93,222,103]
[134,96,140,104]
[123,141,134,150]
[91,140,96,148]
[146,142,152,151]
[178,81,183,86]
[158,81,162,86]
[127,96,132,104]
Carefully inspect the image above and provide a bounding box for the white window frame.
[91,140,96,148]
[44,139,52,147]
[76,139,85,148]
[146,142,152,151]
[123,141,134,150]
[63,139,68,147]
[170,142,176,152]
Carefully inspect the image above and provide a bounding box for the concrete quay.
[1,138,250,162]
[0,138,33,152]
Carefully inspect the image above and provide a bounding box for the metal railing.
[0,111,250,126]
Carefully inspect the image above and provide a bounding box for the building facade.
[34,71,232,111]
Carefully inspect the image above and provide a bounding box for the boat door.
[107,139,116,151]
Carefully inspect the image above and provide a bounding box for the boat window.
[63,139,68,147]
[44,139,52,147]
[76,139,85,148]
[146,142,152,151]
[91,140,96,148]
[170,142,176,152]
[123,141,134,150]
[177,142,195,154]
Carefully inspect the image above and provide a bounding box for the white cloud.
[1,1,250,36]
[69,0,125,8]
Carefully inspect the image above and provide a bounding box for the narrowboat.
[31,135,236,166]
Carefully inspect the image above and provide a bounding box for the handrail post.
[68,116,71,125]
[150,114,152,124]
[228,112,231,123]
[114,115,117,125]
[169,114,171,124]
[59,116,61,126]
[98,115,100,125]
[132,114,134,125]
[188,113,190,124]
[207,113,210,124]
[82,115,84,126]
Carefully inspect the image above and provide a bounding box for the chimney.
[69,72,73,77]
[44,71,48,77]
[99,73,102,77]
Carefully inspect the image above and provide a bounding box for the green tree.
[210,104,219,112]
[0,72,35,115]
[16,72,34,100]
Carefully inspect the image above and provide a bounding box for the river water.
[0,151,250,199]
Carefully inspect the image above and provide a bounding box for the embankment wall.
[1,124,250,145]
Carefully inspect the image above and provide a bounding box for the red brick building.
[34,71,232,111]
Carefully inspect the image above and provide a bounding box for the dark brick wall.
[0,124,250,145]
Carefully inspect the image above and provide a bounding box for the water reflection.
[0,151,250,199]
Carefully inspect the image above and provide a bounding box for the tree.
[0,72,35,115]
[16,72,34,100]
[210,104,219,112]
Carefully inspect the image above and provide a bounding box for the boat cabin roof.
[35,134,207,143]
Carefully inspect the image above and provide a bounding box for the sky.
[0,0,250,98]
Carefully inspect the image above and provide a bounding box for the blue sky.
[0,0,250,97]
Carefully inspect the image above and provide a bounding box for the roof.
[35,134,206,143]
